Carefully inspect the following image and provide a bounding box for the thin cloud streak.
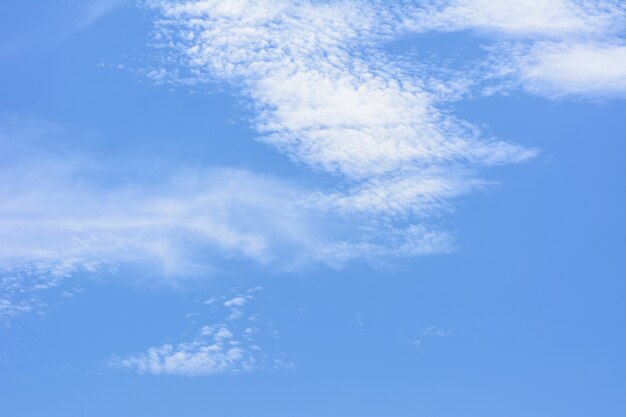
[0,0,128,56]
[0,116,452,323]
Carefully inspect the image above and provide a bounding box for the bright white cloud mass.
[2,0,626,330]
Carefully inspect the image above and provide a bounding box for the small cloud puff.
[112,287,290,376]
[224,296,247,308]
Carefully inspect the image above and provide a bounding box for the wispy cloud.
[0,159,314,323]
[112,287,293,376]
[402,325,451,348]
[0,113,453,323]
[0,124,450,273]
[76,0,129,30]
[408,0,624,38]
[0,0,128,56]
[0,259,104,326]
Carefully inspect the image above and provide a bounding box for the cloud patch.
[146,0,537,260]
[407,0,626,98]
[515,42,626,97]
[0,116,454,323]
[112,287,293,376]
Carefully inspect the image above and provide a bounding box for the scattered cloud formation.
[5,1,626,325]
[402,325,451,348]
[0,260,102,326]
[112,287,293,376]
[114,330,253,376]
[406,0,626,98]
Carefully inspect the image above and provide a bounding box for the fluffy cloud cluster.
[113,287,292,376]
[115,331,256,376]
[152,0,534,207]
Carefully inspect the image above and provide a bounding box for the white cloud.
[114,287,292,376]
[213,327,233,342]
[0,117,322,266]
[0,119,325,322]
[7,1,625,322]
[224,296,247,308]
[153,0,533,180]
[410,0,625,38]
[147,0,537,261]
[0,111,462,324]
[0,166,314,269]
[0,161,323,322]
[401,0,626,98]
[516,42,626,97]
[0,141,453,279]
[115,341,255,376]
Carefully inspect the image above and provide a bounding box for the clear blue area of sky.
[1,3,625,417]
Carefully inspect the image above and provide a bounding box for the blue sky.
[1,1,625,416]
